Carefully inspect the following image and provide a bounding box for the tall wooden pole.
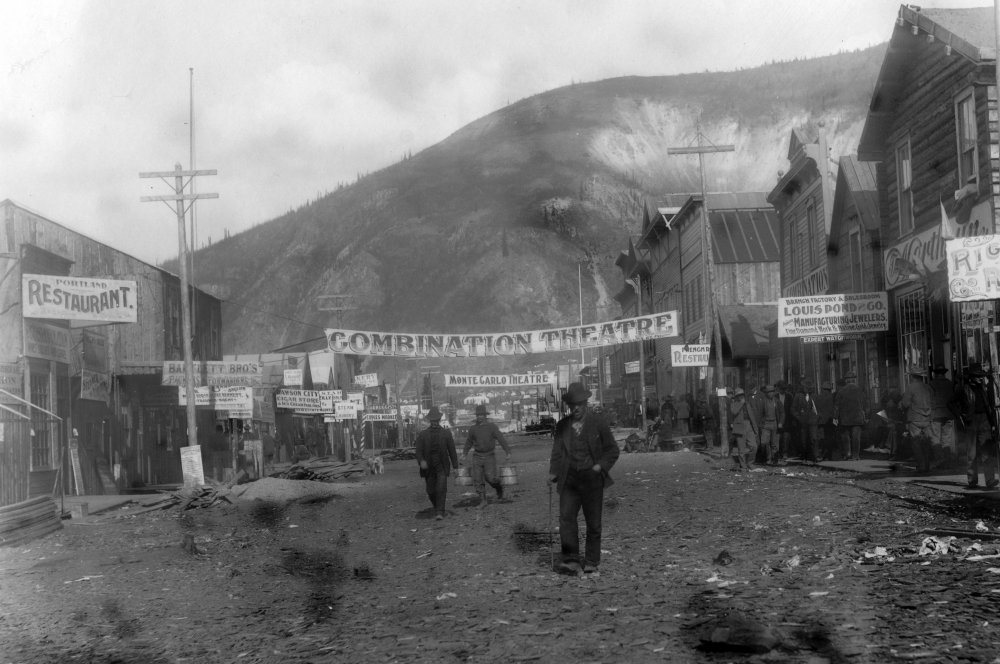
[141,164,218,485]
[668,134,735,454]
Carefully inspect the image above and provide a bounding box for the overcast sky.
[0,1,986,265]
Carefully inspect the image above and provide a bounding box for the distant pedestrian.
[834,372,867,461]
[901,368,934,472]
[958,362,999,489]
[463,404,512,507]
[730,387,759,470]
[661,397,676,431]
[415,406,460,520]
[754,384,781,464]
[792,379,820,462]
[675,394,691,433]
[549,382,620,575]
[815,381,836,460]
[775,381,793,462]
[928,364,959,469]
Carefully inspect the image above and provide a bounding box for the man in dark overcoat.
[549,382,620,575]
[415,406,459,520]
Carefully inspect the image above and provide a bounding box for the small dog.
[367,455,384,475]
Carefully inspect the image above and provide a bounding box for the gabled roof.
[859,6,995,161]
[829,156,879,247]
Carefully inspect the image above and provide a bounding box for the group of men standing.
[728,373,868,469]
[725,362,1000,488]
[900,362,998,488]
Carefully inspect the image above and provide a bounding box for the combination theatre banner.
[325,312,679,358]
[777,292,888,340]
[444,372,556,388]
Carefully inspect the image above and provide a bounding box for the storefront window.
[898,290,928,377]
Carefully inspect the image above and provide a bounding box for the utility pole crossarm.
[139,169,218,178]
[140,193,220,202]
[667,145,735,155]
[667,131,736,457]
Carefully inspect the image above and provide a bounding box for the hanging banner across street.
[777,292,888,338]
[444,372,556,388]
[325,312,678,357]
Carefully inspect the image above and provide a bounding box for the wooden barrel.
[499,465,518,486]
[455,466,473,485]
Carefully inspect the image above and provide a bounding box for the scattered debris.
[713,550,734,566]
[271,458,368,482]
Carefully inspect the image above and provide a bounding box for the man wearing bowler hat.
[415,406,459,520]
[549,382,620,575]
[463,403,512,507]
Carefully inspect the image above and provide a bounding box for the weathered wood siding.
[879,41,994,238]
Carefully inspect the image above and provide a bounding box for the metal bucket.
[455,466,473,485]
[499,465,518,486]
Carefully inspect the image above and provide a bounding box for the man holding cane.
[549,382,620,575]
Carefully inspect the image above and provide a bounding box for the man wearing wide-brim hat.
[957,362,999,489]
[414,406,460,520]
[791,378,820,462]
[548,382,619,575]
[834,371,868,461]
[900,367,934,472]
[463,403,512,507]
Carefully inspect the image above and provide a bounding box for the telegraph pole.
[626,276,646,425]
[668,133,735,454]
[140,164,218,484]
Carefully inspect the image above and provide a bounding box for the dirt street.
[3,436,1000,663]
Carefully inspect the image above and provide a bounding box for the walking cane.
[548,481,554,570]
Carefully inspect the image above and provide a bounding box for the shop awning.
[717,304,776,359]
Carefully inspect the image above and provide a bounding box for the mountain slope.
[181,45,886,375]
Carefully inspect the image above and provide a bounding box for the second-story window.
[849,227,863,291]
[956,89,979,187]
[896,138,914,235]
[806,199,817,267]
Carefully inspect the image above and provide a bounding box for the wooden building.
[857,6,1000,387]
[767,126,837,386]
[641,192,780,398]
[825,155,886,401]
[0,200,222,507]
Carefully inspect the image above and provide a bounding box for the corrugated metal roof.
[661,192,780,264]
[711,207,781,264]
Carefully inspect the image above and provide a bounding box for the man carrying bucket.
[463,404,512,507]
